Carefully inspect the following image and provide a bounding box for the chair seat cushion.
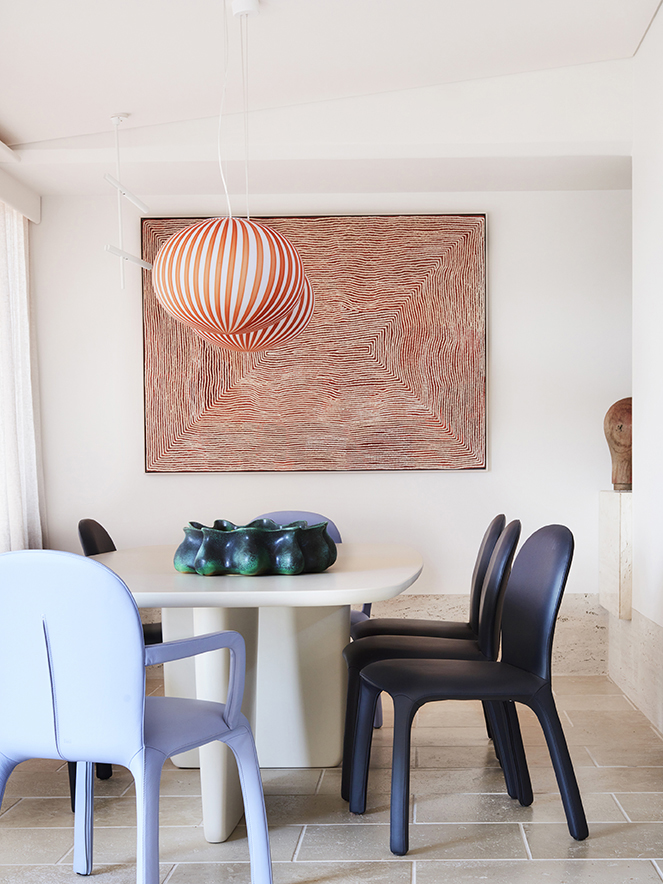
[343,634,486,670]
[351,617,475,642]
[144,696,240,758]
[361,658,546,704]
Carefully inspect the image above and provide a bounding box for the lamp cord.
[240,11,250,220]
[217,0,233,219]
[113,118,125,289]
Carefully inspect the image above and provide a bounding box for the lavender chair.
[69,519,163,810]
[0,550,272,884]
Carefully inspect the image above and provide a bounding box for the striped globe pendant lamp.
[199,275,314,352]
[152,217,308,345]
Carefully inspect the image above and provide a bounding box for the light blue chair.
[253,510,382,728]
[0,550,272,884]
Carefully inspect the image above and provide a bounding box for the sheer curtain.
[0,200,42,551]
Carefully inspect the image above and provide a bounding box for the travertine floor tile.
[167,860,413,884]
[505,743,593,768]
[265,793,398,825]
[614,793,663,821]
[414,745,501,768]
[296,822,528,861]
[261,769,322,795]
[415,859,663,883]
[0,798,74,828]
[367,747,394,768]
[0,828,74,864]
[415,791,626,824]
[377,726,491,747]
[413,700,487,728]
[91,823,302,865]
[555,695,636,712]
[125,768,202,797]
[524,821,663,860]
[563,710,655,730]
[585,744,663,767]
[552,676,624,695]
[0,864,173,883]
[576,767,663,793]
[2,766,133,800]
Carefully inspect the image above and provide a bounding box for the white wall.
[30,188,631,597]
[633,6,663,626]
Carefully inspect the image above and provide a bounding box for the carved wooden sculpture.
[604,397,632,490]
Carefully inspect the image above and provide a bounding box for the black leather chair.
[352,513,506,642]
[341,513,507,799]
[349,524,588,855]
[342,520,522,804]
[70,519,163,811]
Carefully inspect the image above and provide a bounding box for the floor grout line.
[291,824,307,861]
[610,792,633,822]
[162,862,178,883]
[518,822,533,860]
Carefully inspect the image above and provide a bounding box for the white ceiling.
[0,0,659,200]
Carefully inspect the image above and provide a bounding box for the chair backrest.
[500,524,574,681]
[0,550,146,766]
[78,519,116,556]
[476,520,521,660]
[253,510,342,544]
[468,514,506,634]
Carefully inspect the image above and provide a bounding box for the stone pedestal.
[599,490,632,620]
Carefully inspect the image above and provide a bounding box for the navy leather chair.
[349,525,587,855]
[342,520,522,804]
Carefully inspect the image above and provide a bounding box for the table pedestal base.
[162,606,258,843]
[255,605,350,768]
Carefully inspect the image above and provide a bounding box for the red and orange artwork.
[142,215,486,472]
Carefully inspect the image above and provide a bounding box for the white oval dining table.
[93,541,423,843]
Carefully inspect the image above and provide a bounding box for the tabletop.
[92,542,423,608]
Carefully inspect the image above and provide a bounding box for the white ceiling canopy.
[0,0,657,198]
[1,0,658,145]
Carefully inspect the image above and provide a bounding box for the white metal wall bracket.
[104,114,152,288]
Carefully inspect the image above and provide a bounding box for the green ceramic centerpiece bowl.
[174,518,338,577]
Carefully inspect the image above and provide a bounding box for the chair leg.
[348,678,381,814]
[69,761,112,814]
[484,701,521,800]
[373,696,383,728]
[481,700,494,741]
[73,761,94,875]
[389,694,417,856]
[504,701,533,807]
[0,753,18,812]
[96,763,112,780]
[67,761,77,813]
[130,748,165,884]
[225,722,273,884]
[341,665,362,801]
[530,687,588,841]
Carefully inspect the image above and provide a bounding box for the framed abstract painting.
[142,214,486,472]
